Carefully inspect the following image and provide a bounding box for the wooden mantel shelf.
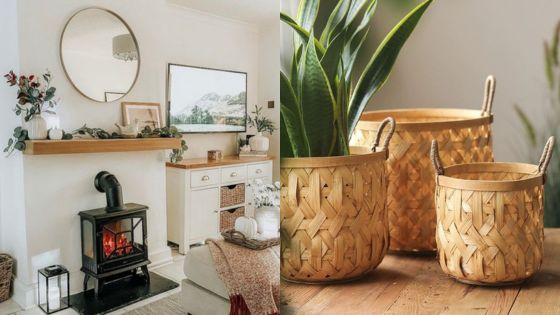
[24,138,182,155]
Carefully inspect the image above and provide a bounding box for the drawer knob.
[230,172,238,178]
[256,169,262,174]
[201,175,210,181]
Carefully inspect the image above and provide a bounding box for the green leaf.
[514,105,537,147]
[345,0,370,28]
[7,138,13,147]
[281,72,309,157]
[320,0,350,46]
[348,0,432,135]
[343,0,377,82]
[297,0,319,31]
[281,13,326,57]
[14,141,25,151]
[280,114,294,158]
[321,32,346,92]
[299,34,336,156]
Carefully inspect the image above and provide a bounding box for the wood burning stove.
[79,172,150,296]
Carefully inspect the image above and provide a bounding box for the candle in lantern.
[48,285,60,310]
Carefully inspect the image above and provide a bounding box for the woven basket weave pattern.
[435,174,544,284]
[280,155,389,283]
[352,122,493,252]
[220,207,245,233]
[220,184,245,208]
[0,254,13,302]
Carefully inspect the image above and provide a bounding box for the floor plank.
[281,229,560,314]
[509,229,560,315]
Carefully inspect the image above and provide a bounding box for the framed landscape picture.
[166,64,247,133]
[122,102,162,130]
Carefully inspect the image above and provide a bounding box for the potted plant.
[4,70,57,141]
[249,179,280,237]
[280,0,432,282]
[247,105,276,152]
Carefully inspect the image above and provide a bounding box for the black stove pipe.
[94,171,124,211]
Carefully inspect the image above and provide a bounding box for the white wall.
[6,0,276,308]
[257,19,280,180]
[0,0,31,307]
[365,0,560,161]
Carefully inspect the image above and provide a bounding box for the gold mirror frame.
[59,7,141,103]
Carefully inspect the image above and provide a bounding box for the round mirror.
[60,8,140,102]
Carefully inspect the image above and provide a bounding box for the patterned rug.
[124,293,185,315]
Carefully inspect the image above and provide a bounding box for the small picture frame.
[121,102,162,130]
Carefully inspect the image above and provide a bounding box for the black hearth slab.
[69,272,179,315]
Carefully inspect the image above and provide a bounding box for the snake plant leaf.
[297,0,320,31]
[335,67,350,155]
[545,42,555,89]
[281,72,310,157]
[514,105,537,147]
[280,114,294,157]
[294,0,320,50]
[320,0,351,46]
[281,13,326,57]
[300,34,337,156]
[345,0,370,28]
[348,0,432,135]
[321,32,346,93]
[343,0,377,82]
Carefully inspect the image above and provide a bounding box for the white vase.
[249,132,269,152]
[254,206,280,236]
[27,114,48,140]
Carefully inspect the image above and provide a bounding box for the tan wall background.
[364,0,560,161]
[282,0,560,161]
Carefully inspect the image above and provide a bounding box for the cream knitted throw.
[206,239,280,315]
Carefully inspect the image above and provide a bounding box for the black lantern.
[38,265,70,314]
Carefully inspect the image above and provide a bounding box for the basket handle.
[430,140,445,176]
[481,75,496,115]
[537,136,555,176]
[372,117,396,153]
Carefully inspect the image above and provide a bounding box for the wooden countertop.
[166,155,274,170]
[281,228,560,314]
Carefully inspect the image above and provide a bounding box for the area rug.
[124,293,185,315]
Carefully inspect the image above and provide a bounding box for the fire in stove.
[102,231,133,258]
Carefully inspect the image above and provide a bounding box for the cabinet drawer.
[221,166,246,183]
[248,163,270,179]
[191,169,220,188]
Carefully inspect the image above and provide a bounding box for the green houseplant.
[281,0,432,158]
[515,21,560,227]
[279,0,432,283]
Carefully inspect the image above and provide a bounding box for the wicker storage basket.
[220,184,245,208]
[430,137,554,285]
[220,207,245,232]
[0,254,13,302]
[280,118,395,283]
[351,76,497,252]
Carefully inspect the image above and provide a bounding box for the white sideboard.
[166,156,273,254]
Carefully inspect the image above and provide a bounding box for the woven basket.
[220,207,245,232]
[220,184,245,208]
[280,118,395,283]
[0,254,13,302]
[351,76,497,252]
[430,137,554,285]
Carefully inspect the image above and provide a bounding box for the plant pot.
[27,114,48,140]
[351,76,497,253]
[431,138,552,285]
[280,118,394,283]
[254,206,280,236]
[249,132,269,152]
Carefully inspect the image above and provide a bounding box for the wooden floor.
[281,229,560,315]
